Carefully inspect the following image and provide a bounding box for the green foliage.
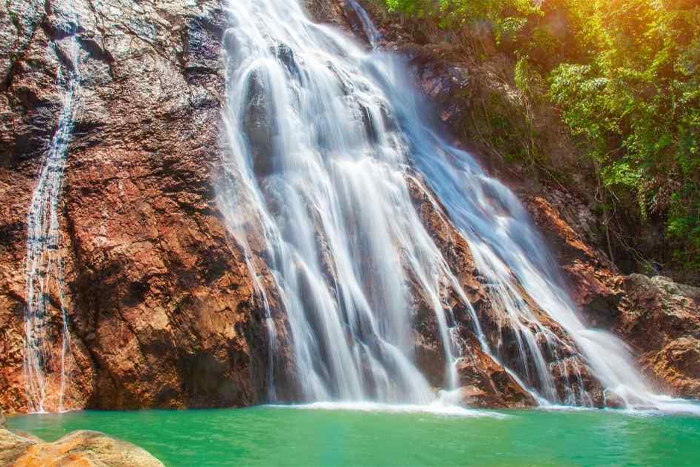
[546,0,700,270]
[515,56,547,100]
[384,0,540,42]
[437,0,539,43]
[381,0,700,275]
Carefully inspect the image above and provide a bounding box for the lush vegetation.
[381,0,700,277]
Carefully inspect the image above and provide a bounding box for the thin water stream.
[23,17,82,414]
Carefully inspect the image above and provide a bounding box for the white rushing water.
[23,18,81,414]
[277,400,509,418]
[218,0,698,413]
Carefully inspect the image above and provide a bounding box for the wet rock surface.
[406,176,603,407]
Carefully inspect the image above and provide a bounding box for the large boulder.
[0,428,164,467]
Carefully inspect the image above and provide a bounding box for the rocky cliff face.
[0,0,282,413]
[0,0,698,414]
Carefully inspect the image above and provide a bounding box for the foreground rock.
[0,427,164,467]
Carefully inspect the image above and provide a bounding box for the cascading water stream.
[218,0,698,413]
[220,0,459,404]
[345,0,382,49]
[23,18,81,414]
[363,18,700,414]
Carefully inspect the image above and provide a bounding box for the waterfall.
[220,0,453,404]
[23,17,81,414]
[345,0,382,49]
[218,0,697,412]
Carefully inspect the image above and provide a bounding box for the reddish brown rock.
[0,428,164,467]
[406,175,605,407]
[524,193,700,399]
[620,276,700,396]
[646,338,700,398]
[455,336,535,409]
[0,0,289,413]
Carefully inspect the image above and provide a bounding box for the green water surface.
[7,405,700,467]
